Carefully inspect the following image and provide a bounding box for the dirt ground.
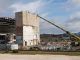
[0,54,80,60]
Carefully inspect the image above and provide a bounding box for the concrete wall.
[22,11,39,27]
[15,12,23,27]
[15,12,23,36]
[23,26,38,46]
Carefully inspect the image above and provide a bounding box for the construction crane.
[37,15,80,41]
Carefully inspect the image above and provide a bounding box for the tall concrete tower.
[15,11,40,48]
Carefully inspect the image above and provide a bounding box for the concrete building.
[0,17,15,44]
[15,11,40,48]
[0,17,15,33]
[0,17,16,50]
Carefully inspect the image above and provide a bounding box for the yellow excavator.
[37,15,80,45]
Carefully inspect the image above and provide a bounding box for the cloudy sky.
[0,0,80,34]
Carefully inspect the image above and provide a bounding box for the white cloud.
[66,21,80,33]
[40,13,49,18]
[61,0,80,12]
[65,12,80,32]
[72,0,80,4]
[70,12,80,19]
[56,0,80,33]
[0,0,16,13]
[10,0,46,13]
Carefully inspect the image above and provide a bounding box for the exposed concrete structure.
[0,17,16,50]
[0,17,15,44]
[15,11,40,48]
[0,17,15,33]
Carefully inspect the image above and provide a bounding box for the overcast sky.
[0,0,80,34]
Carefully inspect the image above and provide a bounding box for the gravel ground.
[0,54,80,60]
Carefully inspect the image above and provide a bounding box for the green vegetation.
[0,51,80,56]
[17,51,80,56]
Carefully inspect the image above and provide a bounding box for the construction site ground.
[0,54,80,60]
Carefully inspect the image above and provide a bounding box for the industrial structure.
[15,11,40,49]
[0,11,79,51]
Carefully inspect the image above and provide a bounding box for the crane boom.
[37,15,80,41]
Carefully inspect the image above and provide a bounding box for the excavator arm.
[37,15,80,41]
